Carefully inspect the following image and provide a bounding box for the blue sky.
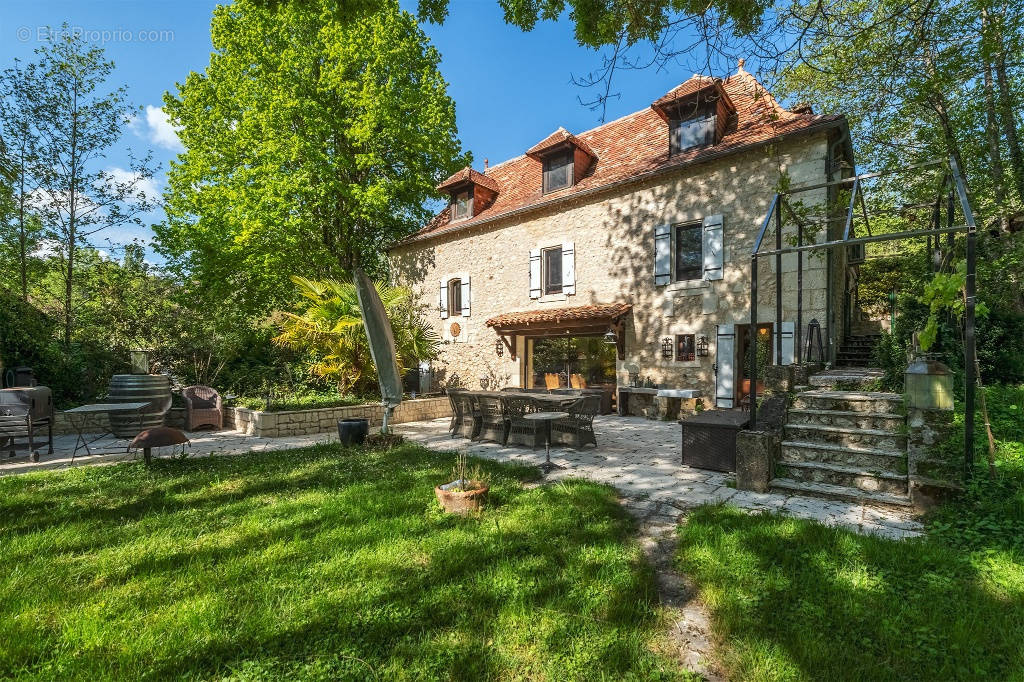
[0,1,723,260]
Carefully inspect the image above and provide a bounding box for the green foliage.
[274,276,439,395]
[678,502,1024,681]
[928,384,1024,551]
[158,0,467,320]
[0,444,685,679]
[918,262,989,351]
[233,389,368,412]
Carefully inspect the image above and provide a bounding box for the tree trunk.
[64,85,80,348]
[994,34,1024,200]
[17,148,28,301]
[929,92,967,191]
[983,61,1010,231]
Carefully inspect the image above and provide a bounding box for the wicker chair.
[475,395,508,444]
[454,392,481,440]
[551,394,601,448]
[503,395,546,449]
[182,385,223,431]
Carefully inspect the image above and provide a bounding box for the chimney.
[484,158,489,171]
[737,58,746,72]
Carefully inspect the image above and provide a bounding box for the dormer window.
[543,151,573,193]
[671,113,716,154]
[452,188,472,221]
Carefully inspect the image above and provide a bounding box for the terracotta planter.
[434,480,489,515]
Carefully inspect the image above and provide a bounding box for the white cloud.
[142,104,183,151]
[105,166,162,204]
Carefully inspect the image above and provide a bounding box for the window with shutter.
[438,280,449,319]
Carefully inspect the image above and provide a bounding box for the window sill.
[665,279,708,292]
[539,293,568,303]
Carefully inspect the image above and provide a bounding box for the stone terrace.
[396,415,923,540]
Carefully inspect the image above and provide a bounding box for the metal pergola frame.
[747,157,977,480]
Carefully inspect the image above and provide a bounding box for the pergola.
[747,157,978,479]
[485,303,633,361]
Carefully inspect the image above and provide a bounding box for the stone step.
[832,358,874,367]
[781,440,907,473]
[774,460,908,495]
[810,369,885,387]
[787,408,906,431]
[784,424,906,452]
[793,390,904,414]
[769,477,913,508]
[838,349,873,359]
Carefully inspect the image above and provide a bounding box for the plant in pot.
[434,453,490,515]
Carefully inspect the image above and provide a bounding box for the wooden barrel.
[107,374,172,438]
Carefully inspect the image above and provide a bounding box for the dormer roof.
[526,127,597,161]
[650,75,735,122]
[436,166,499,194]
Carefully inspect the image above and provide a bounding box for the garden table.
[523,411,569,474]
[64,402,150,463]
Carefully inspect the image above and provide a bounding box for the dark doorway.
[736,323,773,404]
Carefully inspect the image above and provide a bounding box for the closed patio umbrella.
[353,267,403,433]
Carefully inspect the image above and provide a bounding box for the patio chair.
[502,395,545,449]
[550,394,601,449]
[182,385,223,431]
[544,373,561,391]
[570,374,586,389]
[454,392,481,440]
[475,395,509,445]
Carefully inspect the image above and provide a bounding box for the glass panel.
[531,336,617,389]
[676,334,695,361]
[453,190,472,219]
[448,279,461,312]
[543,152,572,192]
[674,222,702,281]
[671,114,715,153]
[544,247,562,294]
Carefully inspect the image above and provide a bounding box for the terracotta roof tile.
[486,303,632,328]
[651,74,721,109]
[404,70,842,246]
[526,127,597,160]
[436,166,499,193]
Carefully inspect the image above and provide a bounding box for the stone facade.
[222,397,451,438]
[392,134,847,405]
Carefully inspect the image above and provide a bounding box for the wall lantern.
[661,337,674,359]
[603,328,617,345]
[495,338,504,357]
[696,335,709,357]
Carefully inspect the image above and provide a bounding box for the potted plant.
[434,453,489,515]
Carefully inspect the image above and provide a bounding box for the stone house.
[390,62,855,409]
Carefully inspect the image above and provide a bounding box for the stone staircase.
[771,389,911,508]
[836,333,881,367]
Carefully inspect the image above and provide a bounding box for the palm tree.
[274,276,440,395]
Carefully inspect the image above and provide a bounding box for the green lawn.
[0,444,685,680]
[677,384,1024,681]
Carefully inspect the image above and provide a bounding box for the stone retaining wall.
[224,397,451,438]
[51,407,186,436]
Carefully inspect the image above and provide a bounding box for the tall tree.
[0,60,44,300]
[157,0,467,320]
[28,26,156,346]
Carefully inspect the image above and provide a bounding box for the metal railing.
[747,157,978,479]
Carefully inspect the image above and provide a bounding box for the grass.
[0,444,686,680]
[676,383,1024,681]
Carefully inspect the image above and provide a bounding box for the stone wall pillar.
[907,405,960,510]
[736,430,780,492]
